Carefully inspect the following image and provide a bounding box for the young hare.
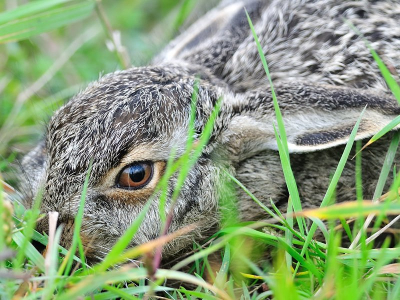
[20,0,400,263]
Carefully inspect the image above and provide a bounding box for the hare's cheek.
[102,189,154,205]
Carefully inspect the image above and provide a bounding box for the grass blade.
[295,107,366,274]
[361,115,400,151]
[94,199,153,272]
[0,0,95,44]
[246,10,306,235]
[63,161,92,276]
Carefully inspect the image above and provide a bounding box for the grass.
[2,0,400,299]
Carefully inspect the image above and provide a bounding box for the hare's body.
[21,0,400,262]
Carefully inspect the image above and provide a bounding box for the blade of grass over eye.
[188,97,222,166]
[0,0,95,44]
[171,96,222,202]
[63,160,92,276]
[158,147,176,223]
[94,199,152,272]
[151,89,222,281]
[345,20,400,102]
[295,107,365,274]
[152,91,221,204]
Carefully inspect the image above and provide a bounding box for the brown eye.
[117,162,153,189]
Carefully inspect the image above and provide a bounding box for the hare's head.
[20,61,400,263]
[20,63,235,262]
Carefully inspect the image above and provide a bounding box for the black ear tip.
[295,127,354,147]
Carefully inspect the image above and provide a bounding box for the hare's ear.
[220,84,400,161]
[156,0,266,72]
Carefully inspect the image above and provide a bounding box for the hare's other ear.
[155,0,267,74]
[220,84,400,161]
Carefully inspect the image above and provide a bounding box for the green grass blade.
[0,184,5,255]
[214,244,230,289]
[43,224,64,300]
[358,240,398,298]
[158,147,176,223]
[226,173,281,221]
[99,285,140,300]
[94,199,152,272]
[246,10,289,157]
[92,286,174,300]
[389,277,400,300]
[14,190,42,269]
[12,231,45,272]
[0,0,95,44]
[285,196,294,269]
[0,0,73,24]
[373,132,400,200]
[298,200,400,219]
[63,161,92,276]
[355,140,363,201]
[362,115,400,150]
[247,11,306,235]
[273,125,306,235]
[173,0,196,33]
[295,107,365,274]
[322,108,365,206]
[186,79,199,155]
[30,230,83,264]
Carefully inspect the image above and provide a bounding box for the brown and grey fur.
[20,0,400,263]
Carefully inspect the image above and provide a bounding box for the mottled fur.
[20,0,400,262]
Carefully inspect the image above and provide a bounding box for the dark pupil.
[128,165,145,182]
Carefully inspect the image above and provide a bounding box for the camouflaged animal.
[20,0,400,263]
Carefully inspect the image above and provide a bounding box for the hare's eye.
[117,162,153,189]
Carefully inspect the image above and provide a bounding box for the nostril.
[31,239,46,255]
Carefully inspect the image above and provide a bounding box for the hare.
[20,0,400,263]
